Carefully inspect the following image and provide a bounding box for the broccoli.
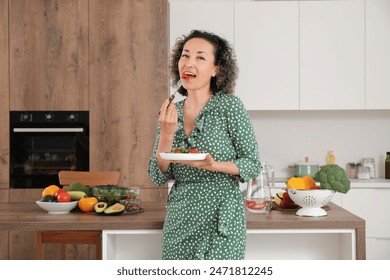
[314,164,351,194]
[64,182,89,195]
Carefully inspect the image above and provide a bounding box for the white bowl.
[36,200,78,214]
[286,189,335,217]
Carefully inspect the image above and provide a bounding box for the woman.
[148,30,261,260]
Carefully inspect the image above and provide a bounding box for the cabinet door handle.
[13,128,84,133]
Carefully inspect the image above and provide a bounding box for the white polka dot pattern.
[148,92,261,259]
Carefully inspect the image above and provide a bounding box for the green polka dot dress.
[149,92,261,260]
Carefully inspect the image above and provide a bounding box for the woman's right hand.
[156,99,178,173]
[159,98,178,138]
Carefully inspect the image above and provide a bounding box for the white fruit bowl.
[36,200,78,214]
[286,189,335,217]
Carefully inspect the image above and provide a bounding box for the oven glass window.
[10,111,89,189]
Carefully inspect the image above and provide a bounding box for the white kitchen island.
[103,227,356,260]
[101,202,363,260]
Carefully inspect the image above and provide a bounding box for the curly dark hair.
[169,30,238,96]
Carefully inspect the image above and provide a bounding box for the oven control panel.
[20,113,33,122]
[13,111,87,123]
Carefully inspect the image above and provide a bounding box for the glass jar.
[357,166,371,180]
[347,162,361,179]
[361,158,376,178]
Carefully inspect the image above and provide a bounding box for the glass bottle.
[385,152,390,179]
[326,151,335,165]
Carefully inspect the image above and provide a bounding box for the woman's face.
[178,38,217,93]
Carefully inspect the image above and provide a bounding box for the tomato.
[253,201,266,210]
[189,148,199,153]
[181,73,191,80]
[57,191,71,203]
[78,197,98,212]
[54,189,65,198]
[246,200,256,208]
[246,200,266,210]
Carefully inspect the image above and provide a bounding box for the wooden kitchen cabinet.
[234,1,299,110]
[299,0,365,110]
[1,0,169,260]
[0,0,9,190]
[9,0,89,111]
[365,0,390,109]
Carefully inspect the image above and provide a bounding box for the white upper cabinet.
[168,1,234,99]
[235,1,299,110]
[366,0,390,109]
[169,0,389,111]
[169,1,234,53]
[299,0,365,110]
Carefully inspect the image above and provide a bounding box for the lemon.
[42,185,60,197]
[274,192,284,205]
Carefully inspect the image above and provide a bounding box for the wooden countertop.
[0,201,366,259]
[0,202,365,231]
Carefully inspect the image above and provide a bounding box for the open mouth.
[181,72,196,80]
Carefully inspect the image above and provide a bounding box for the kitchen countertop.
[275,177,390,189]
[0,202,366,259]
[0,201,364,231]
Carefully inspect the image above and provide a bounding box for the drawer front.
[342,188,390,238]
[366,238,390,260]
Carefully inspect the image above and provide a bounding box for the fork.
[167,80,182,109]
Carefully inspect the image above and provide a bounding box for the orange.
[78,197,98,212]
[42,185,60,197]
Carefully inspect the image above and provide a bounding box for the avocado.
[94,202,108,214]
[64,182,89,196]
[41,195,57,202]
[103,203,125,215]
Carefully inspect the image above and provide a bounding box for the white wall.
[249,110,390,179]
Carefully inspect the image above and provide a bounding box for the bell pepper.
[287,177,306,190]
[277,192,298,209]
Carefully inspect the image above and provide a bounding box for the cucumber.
[67,191,87,201]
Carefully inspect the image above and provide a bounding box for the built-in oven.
[10,111,89,188]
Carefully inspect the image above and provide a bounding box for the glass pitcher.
[246,168,273,214]
[262,161,275,189]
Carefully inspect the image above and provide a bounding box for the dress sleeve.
[148,123,173,186]
[225,96,261,182]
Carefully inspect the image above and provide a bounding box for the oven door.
[10,126,89,188]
